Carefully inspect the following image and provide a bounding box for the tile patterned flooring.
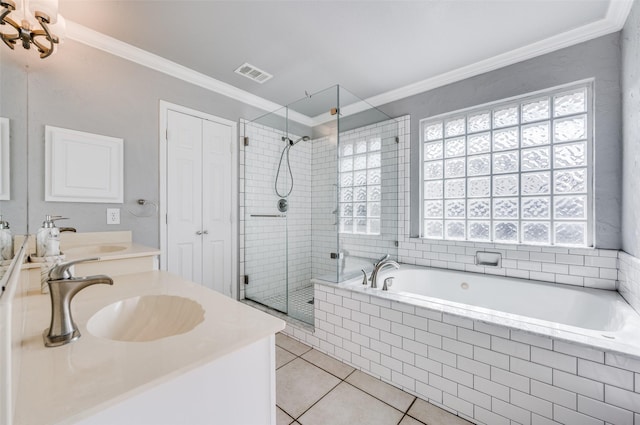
[259,286,315,325]
[275,333,472,425]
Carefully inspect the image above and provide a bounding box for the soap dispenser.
[0,216,13,261]
[36,215,65,257]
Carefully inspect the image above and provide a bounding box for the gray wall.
[0,49,29,235]
[376,34,622,249]
[21,40,269,247]
[622,1,640,258]
[6,32,625,250]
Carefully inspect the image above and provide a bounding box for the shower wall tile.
[618,251,640,315]
[311,135,338,280]
[311,118,401,281]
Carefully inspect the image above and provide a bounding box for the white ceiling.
[58,0,629,118]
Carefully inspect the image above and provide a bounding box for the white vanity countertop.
[14,270,285,425]
[24,243,160,265]
[62,242,161,261]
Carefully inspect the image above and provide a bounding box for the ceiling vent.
[234,62,273,84]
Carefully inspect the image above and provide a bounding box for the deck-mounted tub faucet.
[43,258,113,347]
[370,257,400,289]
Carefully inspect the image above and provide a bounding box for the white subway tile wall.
[311,135,339,280]
[311,121,400,281]
[619,251,640,315]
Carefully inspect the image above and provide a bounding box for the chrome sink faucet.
[43,258,113,347]
[370,257,400,289]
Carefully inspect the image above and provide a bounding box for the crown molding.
[310,0,634,125]
[606,0,635,28]
[64,0,633,129]
[64,21,315,127]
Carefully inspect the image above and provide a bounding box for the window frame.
[418,79,594,247]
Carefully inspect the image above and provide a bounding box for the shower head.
[283,135,311,146]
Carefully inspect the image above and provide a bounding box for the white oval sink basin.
[65,245,129,255]
[87,295,205,342]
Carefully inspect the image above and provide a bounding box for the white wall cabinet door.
[167,110,234,296]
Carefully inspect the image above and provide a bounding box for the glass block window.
[420,82,592,246]
[338,137,382,235]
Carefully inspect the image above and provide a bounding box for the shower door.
[243,111,290,314]
[242,89,340,325]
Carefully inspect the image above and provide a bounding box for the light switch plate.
[107,208,120,225]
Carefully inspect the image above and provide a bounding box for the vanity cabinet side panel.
[74,335,276,425]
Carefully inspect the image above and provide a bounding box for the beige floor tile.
[276,333,312,356]
[345,370,416,412]
[276,358,340,419]
[301,349,355,379]
[277,346,297,369]
[399,414,426,425]
[408,398,472,425]
[277,406,294,425]
[298,382,404,425]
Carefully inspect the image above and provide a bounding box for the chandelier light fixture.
[0,0,65,59]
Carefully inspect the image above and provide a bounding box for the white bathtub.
[328,264,640,356]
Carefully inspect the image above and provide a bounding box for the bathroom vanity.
[19,231,162,294]
[6,236,285,425]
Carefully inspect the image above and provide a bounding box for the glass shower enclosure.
[241,85,399,325]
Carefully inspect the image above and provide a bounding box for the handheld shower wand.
[275,135,310,198]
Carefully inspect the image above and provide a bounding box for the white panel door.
[167,110,203,284]
[166,110,234,296]
[202,119,233,296]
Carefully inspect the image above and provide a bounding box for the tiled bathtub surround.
[284,283,640,425]
[618,251,640,315]
[398,239,619,290]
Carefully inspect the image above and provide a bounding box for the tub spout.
[371,259,400,289]
[43,258,113,347]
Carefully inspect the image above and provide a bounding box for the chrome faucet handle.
[361,269,368,285]
[49,257,100,280]
[383,277,394,291]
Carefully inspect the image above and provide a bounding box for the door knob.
[196,230,203,235]
[203,230,209,235]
